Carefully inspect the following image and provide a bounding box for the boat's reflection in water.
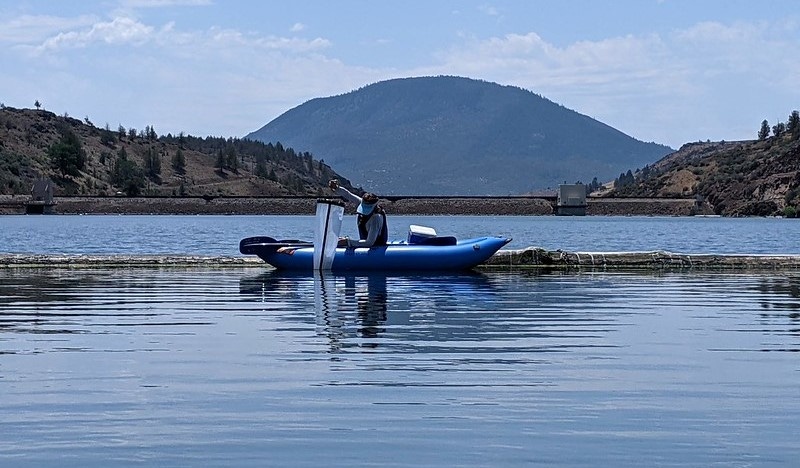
[316,274,387,343]
[239,270,499,352]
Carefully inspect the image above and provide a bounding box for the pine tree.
[773,122,786,138]
[111,147,145,195]
[145,147,161,179]
[758,120,770,140]
[787,111,800,138]
[254,154,268,178]
[48,126,86,176]
[226,146,239,173]
[171,148,186,174]
[215,149,226,172]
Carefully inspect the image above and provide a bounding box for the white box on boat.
[408,224,437,244]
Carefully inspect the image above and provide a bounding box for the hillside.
[0,106,353,197]
[608,132,800,216]
[247,76,673,195]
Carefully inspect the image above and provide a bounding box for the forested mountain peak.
[248,76,673,195]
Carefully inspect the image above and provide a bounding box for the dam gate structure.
[26,178,56,214]
[556,184,587,216]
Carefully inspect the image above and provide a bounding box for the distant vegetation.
[758,110,800,142]
[7,94,797,217]
[608,109,800,217]
[0,105,354,197]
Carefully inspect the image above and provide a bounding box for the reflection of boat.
[239,236,511,272]
[239,270,502,352]
[238,270,497,301]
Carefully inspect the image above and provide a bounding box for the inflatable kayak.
[239,235,511,272]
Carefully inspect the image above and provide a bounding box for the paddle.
[239,236,313,255]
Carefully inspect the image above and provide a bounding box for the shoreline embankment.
[3,250,799,270]
[0,195,704,216]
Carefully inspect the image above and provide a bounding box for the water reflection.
[312,273,388,350]
[754,275,800,345]
[757,276,800,312]
[0,269,222,355]
[238,270,800,361]
[241,270,500,350]
[238,270,628,360]
[2,269,800,466]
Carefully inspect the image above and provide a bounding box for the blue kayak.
[239,235,511,272]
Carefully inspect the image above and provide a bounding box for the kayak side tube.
[251,236,512,271]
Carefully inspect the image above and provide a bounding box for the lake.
[1,215,799,466]
[1,214,800,255]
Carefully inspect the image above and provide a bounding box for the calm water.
[1,214,800,255]
[1,215,799,466]
[0,268,798,467]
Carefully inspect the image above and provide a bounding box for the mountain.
[247,76,673,195]
[0,105,353,197]
[607,133,800,216]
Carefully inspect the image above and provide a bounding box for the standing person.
[328,179,388,247]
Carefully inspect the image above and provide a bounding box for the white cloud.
[27,15,330,56]
[207,27,330,52]
[0,14,99,43]
[35,17,155,52]
[1,11,353,138]
[120,0,212,7]
[428,31,675,100]
[675,20,762,43]
[4,6,797,149]
[416,19,800,147]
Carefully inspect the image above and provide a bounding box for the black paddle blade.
[239,236,314,255]
[239,236,278,255]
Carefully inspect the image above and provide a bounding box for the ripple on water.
[0,269,799,466]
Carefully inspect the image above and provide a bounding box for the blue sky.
[1,0,798,149]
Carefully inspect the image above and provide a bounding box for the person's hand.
[337,236,349,247]
[328,179,339,190]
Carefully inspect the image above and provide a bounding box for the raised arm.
[329,179,362,205]
[335,186,362,205]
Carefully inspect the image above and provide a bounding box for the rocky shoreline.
[0,195,704,216]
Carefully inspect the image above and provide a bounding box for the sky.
[1,0,798,150]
